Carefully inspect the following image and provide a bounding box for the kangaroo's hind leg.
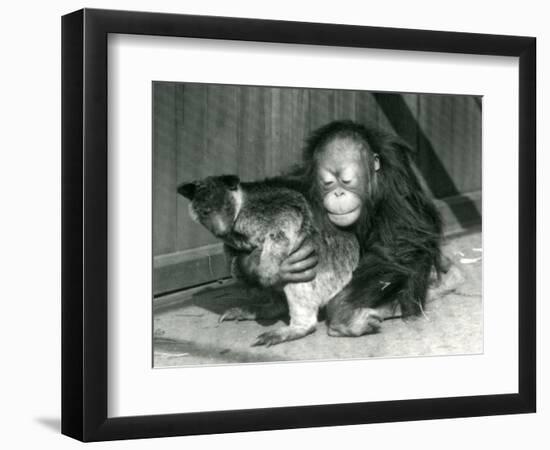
[221,231,291,323]
[253,283,318,346]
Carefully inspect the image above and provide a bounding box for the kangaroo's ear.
[220,175,240,191]
[177,182,197,200]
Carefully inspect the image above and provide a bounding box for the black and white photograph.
[1,0,543,447]
[152,82,482,367]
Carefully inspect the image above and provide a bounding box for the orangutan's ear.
[373,153,381,171]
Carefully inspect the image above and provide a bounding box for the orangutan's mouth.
[327,207,361,227]
[327,205,360,216]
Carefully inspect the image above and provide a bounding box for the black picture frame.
[61,8,536,442]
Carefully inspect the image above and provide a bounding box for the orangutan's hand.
[278,235,318,284]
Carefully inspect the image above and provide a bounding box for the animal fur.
[285,120,445,336]
[178,175,365,346]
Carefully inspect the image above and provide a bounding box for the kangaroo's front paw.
[252,326,315,347]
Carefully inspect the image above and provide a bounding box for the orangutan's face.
[315,136,378,227]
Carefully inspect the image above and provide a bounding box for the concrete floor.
[153,231,482,367]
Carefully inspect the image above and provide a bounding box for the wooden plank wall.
[153,82,482,295]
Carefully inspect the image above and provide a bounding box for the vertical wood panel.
[354,91,378,127]
[204,85,240,176]
[268,88,310,175]
[332,90,357,121]
[265,88,279,176]
[451,96,482,193]
[152,82,177,256]
[418,95,481,198]
[237,86,270,180]
[417,95,454,198]
[375,93,419,149]
[308,89,335,130]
